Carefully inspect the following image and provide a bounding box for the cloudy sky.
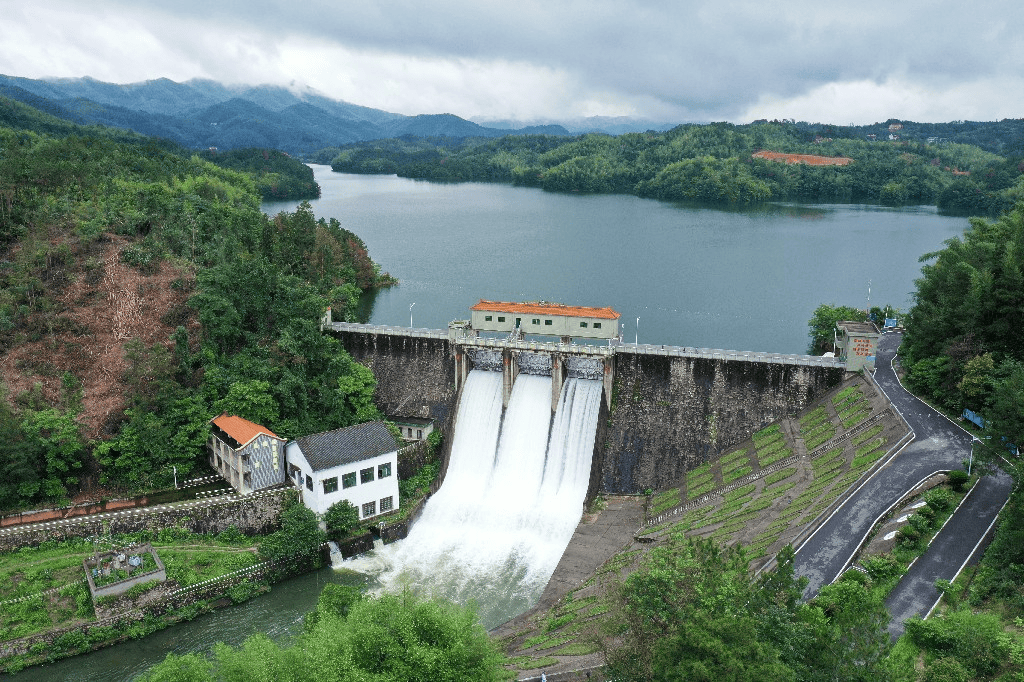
[1,0,1021,125]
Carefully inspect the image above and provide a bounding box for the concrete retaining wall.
[0,489,293,552]
[329,330,457,426]
[603,350,844,493]
[331,328,844,498]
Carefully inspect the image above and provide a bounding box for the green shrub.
[226,580,262,604]
[216,525,247,544]
[923,657,971,682]
[722,465,752,484]
[546,612,576,632]
[53,630,88,652]
[759,447,793,466]
[925,487,956,513]
[946,470,970,492]
[898,524,922,545]
[861,555,904,583]
[905,610,1011,678]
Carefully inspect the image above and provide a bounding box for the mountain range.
[0,74,594,156]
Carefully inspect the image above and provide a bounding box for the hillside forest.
[0,95,394,510]
[324,122,1024,214]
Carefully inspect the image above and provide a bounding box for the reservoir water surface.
[267,166,967,353]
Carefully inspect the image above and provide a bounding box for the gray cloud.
[2,0,1022,123]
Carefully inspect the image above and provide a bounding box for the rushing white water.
[348,369,602,628]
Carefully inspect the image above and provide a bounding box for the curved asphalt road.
[793,332,1011,629]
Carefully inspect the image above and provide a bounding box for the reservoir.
[266,166,967,354]
[12,168,968,680]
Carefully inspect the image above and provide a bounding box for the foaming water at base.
[346,370,602,628]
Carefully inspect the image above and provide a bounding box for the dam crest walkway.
[324,321,845,369]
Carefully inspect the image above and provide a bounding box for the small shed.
[391,416,435,442]
[836,320,880,372]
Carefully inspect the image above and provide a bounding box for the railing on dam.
[326,321,449,339]
[628,343,846,369]
[325,321,845,368]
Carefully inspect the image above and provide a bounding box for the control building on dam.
[321,300,846,496]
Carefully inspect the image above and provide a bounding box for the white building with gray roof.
[286,421,400,520]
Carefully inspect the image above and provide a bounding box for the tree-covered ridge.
[0,115,394,510]
[199,147,321,201]
[327,122,1024,213]
[901,203,1024,459]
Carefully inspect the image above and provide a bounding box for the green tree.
[213,379,279,428]
[139,590,507,682]
[323,500,360,538]
[803,577,892,681]
[20,406,84,500]
[607,536,802,681]
[258,501,326,564]
[807,304,867,355]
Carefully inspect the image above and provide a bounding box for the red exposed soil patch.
[752,150,854,166]
[0,234,199,441]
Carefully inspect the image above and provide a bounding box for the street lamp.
[636,317,640,346]
[409,302,416,328]
[171,465,178,489]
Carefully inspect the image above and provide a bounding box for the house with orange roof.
[469,299,621,341]
[208,414,287,494]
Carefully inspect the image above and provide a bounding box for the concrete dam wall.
[329,324,845,497]
[329,329,457,427]
[603,349,845,494]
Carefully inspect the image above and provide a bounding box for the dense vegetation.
[139,585,509,682]
[607,540,894,681]
[900,203,1024,459]
[0,94,394,510]
[327,123,1024,213]
[199,147,321,201]
[898,200,1024,631]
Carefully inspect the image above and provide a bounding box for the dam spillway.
[326,320,846,494]
[359,370,603,628]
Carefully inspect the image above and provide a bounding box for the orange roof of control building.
[211,413,281,448]
[470,300,621,320]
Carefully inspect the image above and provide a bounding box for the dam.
[327,301,845,623]
[323,302,846,496]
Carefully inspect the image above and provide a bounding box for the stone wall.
[0,489,292,552]
[331,330,845,498]
[330,330,457,427]
[602,350,844,493]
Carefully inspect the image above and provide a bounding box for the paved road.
[884,467,1011,639]
[794,332,975,598]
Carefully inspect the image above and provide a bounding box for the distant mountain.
[475,115,680,135]
[0,74,572,156]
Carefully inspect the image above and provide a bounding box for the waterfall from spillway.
[353,369,602,628]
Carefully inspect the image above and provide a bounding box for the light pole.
[636,317,640,346]
[172,465,178,489]
[409,302,416,328]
